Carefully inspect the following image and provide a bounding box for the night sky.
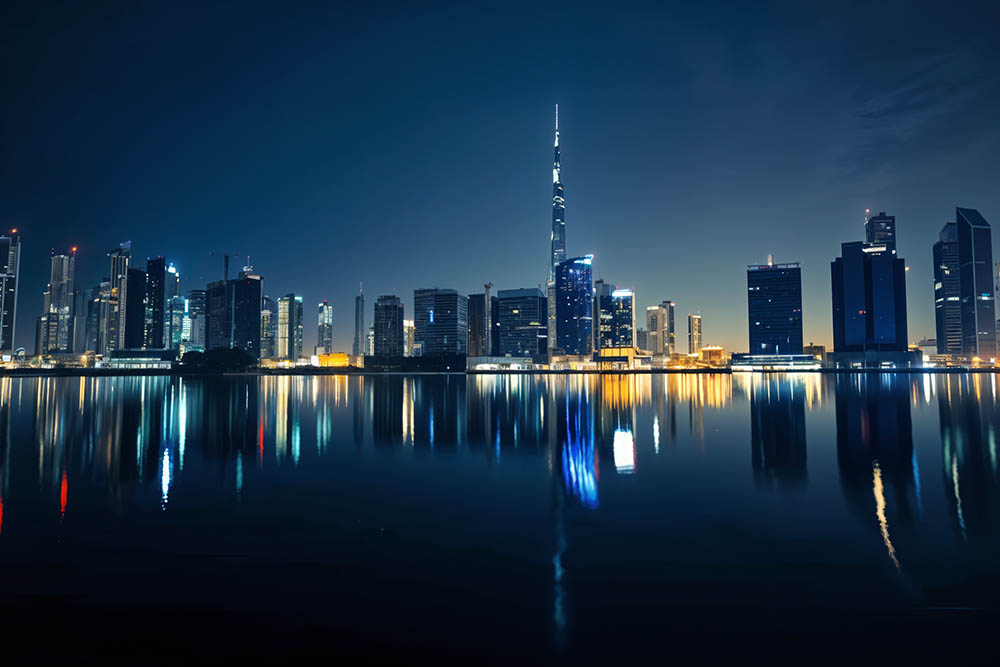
[4,0,1000,354]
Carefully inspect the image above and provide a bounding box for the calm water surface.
[1,373,999,661]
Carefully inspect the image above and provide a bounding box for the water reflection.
[748,374,808,491]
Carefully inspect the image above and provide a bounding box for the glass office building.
[497,288,547,360]
[413,288,468,356]
[933,222,962,354]
[374,295,404,357]
[747,262,803,355]
[554,256,593,356]
[956,207,997,360]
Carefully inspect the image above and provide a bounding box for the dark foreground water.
[1,373,999,662]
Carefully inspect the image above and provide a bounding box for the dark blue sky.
[4,0,1000,353]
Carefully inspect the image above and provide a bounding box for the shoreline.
[0,367,996,378]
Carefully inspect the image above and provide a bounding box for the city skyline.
[4,2,1000,356]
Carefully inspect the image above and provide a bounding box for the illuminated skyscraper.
[747,259,803,355]
[353,284,365,357]
[831,239,907,353]
[554,255,593,356]
[548,105,566,358]
[955,207,996,360]
[609,289,635,348]
[404,319,415,357]
[108,241,131,350]
[933,222,962,354]
[646,303,669,355]
[664,300,676,355]
[123,268,146,348]
[37,248,77,354]
[0,230,21,355]
[468,291,499,357]
[497,287,547,360]
[144,256,166,349]
[165,294,186,350]
[186,289,207,352]
[374,295,404,357]
[277,293,303,361]
[594,279,615,350]
[206,265,263,359]
[688,314,702,354]
[260,295,276,359]
[413,288,468,356]
[317,300,333,354]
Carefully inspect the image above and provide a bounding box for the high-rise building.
[143,256,166,349]
[548,106,567,358]
[0,230,21,356]
[353,285,365,357]
[277,293,303,361]
[83,284,101,354]
[933,222,962,354]
[123,268,146,348]
[955,207,997,360]
[831,239,907,353]
[317,300,333,354]
[865,210,896,253]
[636,328,649,352]
[593,279,615,350]
[646,304,669,355]
[688,314,702,354]
[374,295,404,357]
[609,289,635,348]
[108,242,131,350]
[497,288,547,360]
[747,259,803,355]
[37,248,77,354]
[260,295,277,359]
[554,256,593,356]
[403,319,415,357]
[664,301,676,355]
[84,279,116,356]
[206,266,262,359]
[467,291,499,357]
[413,288,468,356]
[367,325,375,356]
[206,280,229,351]
[165,295,186,350]
[186,289,207,353]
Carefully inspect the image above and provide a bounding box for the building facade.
[143,256,166,349]
[186,289,207,352]
[37,248,77,354]
[609,289,635,348]
[374,295,404,357]
[0,231,21,355]
[317,300,333,354]
[956,207,997,360]
[353,287,365,357]
[497,287,547,360]
[747,261,803,355]
[933,222,962,354]
[260,295,277,360]
[865,210,896,252]
[554,256,593,356]
[688,314,702,354]
[467,292,499,357]
[277,293,303,361]
[645,304,668,355]
[413,288,468,356]
[593,279,615,350]
[831,240,907,352]
[108,242,131,351]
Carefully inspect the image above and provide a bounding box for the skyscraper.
[413,288,468,356]
[468,291,499,357]
[186,289,207,352]
[260,295,277,359]
[747,259,803,355]
[277,293,303,361]
[144,256,166,349]
[593,279,615,351]
[554,255,593,356]
[353,285,365,357]
[933,222,962,354]
[206,265,263,359]
[497,287,547,360]
[123,268,146,348]
[374,295,404,357]
[646,304,669,355]
[865,210,896,253]
[664,301,676,355]
[0,230,21,356]
[37,248,78,354]
[404,319,415,357]
[317,300,333,354]
[956,207,997,360]
[548,105,566,359]
[688,314,702,354]
[609,289,635,348]
[831,238,907,353]
[206,279,229,351]
[165,295,186,350]
[108,242,131,350]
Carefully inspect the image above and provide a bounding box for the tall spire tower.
[550,104,566,281]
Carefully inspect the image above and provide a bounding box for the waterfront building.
[165,295,186,350]
[636,328,649,352]
[664,300,676,355]
[85,279,115,356]
[646,304,669,355]
[37,248,77,354]
[547,106,567,358]
[206,266,263,359]
[353,286,365,358]
[374,295,404,357]
[468,291,499,357]
[260,295,277,359]
[277,293,303,361]
[123,268,146,348]
[367,326,374,356]
[317,300,333,354]
[83,284,101,354]
[143,256,166,349]
[404,319,415,356]
[594,279,615,350]
[933,222,962,354]
[956,207,996,360]
[185,289,207,352]
[554,256,593,356]
[688,314,702,354]
[413,288,468,356]
[831,240,907,353]
[0,230,21,356]
[609,289,635,348]
[497,287,547,360]
[747,258,803,355]
[108,242,131,350]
